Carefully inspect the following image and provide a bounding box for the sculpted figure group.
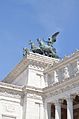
[23,32,59,58]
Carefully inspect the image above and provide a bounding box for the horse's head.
[37,38,40,42]
[36,38,40,45]
[29,40,33,45]
[29,40,36,50]
[37,38,44,46]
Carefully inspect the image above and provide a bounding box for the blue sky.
[0,0,79,80]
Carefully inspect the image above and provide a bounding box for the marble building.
[0,51,79,119]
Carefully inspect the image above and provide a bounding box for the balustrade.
[47,59,79,85]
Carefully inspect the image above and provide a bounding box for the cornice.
[22,85,43,95]
[1,73,79,101]
[27,52,59,66]
[2,52,59,83]
[43,72,79,97]
[2,57,29,83]
[0,82,23,99]
[0,81,22,91]
[0,82,43,94]
[23,86,43,100]
[0,82,43,99]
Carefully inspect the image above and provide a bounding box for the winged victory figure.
[47,32,59,46]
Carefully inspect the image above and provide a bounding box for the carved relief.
[0,88,21,99]
[27,93,42,100]
[2,115,16,119]
[45,76,79,101]
[5,105,15,112]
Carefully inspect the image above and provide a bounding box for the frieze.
[45,50,79,74]
[6,105,16,112]
[45,76,79,100]
[0,87,22,99]
[27,93,42,100]
[29,63,44,71]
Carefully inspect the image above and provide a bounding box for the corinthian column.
[44,101,51,119]
[66,96,73,119]
[55,100,61,119]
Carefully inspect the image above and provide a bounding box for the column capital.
[54,99,63,106]
[66,94,75,102]
[75,92,79,96]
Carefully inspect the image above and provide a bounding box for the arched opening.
[51,100,67,119]
[50,96,79,119]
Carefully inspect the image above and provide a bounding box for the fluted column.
[44,101,48,119]
[22,93,27,119]
[44,101,51,119]
[48,103,51,119]
[66,96,73,119]
[40,103,44,119]
[55,100,61,119]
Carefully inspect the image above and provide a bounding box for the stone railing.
[44,50,79,85]
[53,60,79,81]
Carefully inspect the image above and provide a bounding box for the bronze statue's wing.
[42,32,59,46]
[50,32,59,43]
[47,32,59,45]
[52,32,59,38]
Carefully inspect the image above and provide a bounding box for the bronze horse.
[37,38,57,57]
[29,40,43,55]
[23,32,59,58]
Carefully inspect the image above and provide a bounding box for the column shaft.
[67,98,73,119]
[44,102,48,119]
[48,103,51,119]
[55,101,61,119]
[44,102,51,119]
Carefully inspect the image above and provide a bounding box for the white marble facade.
[0,51,79,119]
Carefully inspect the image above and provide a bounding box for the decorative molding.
[0,88,21,99]
[5,105,16,112]
[1,51,79,105]
[44,73,79,101]
[2,52,59,83]
[44,50,79,73]
[0,82,23,99]
[27,93,42,100]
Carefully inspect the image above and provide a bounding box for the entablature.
[43,71,79,102]
[44,50,79,86]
